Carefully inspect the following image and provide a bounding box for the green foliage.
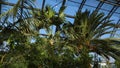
[115,60,120,68]
[0,0,120,68]
[79,47,92,68]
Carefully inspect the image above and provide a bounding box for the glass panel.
[66,17,74,23]
[64,6,78,16]
[66,0,80,7]
[110,15,119,23]
[8,0,18,3]
[51,0,62,3]
[53,5,62,13]
[101,34,111,38]
[113,13,120,19]
[114,31,120,38]
[85,0,99,7]
[115,7,120,14]
[46,0,62,13]
[68,0,82,3]
[99,10,109,16]
[101,3,113,11]
[35,0,43,8]
[82,6,95,12]
[46,0,60,6]
[107,0,118,3]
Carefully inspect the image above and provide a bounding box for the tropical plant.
[0,0,120,68]
[62,10,120,68]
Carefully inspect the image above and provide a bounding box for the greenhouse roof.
[0,0,120,23]
[47,0,120,23]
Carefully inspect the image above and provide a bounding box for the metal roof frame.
[0,0,119,20]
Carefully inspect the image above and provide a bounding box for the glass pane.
[8,0,18,3]
[113,13,120,19]
[82,6,95,12]
[68,0,82,3]
[53,5,62,13]
[64,6,78,16]
[85,0,99,7]
[101,3,113,11]
[107,0,118,3]
[66,17,74,23]
[66,0,80,7]
[115,7,120,13]
[99,10,109,16]
[110,15,119,23]
[35,0,43,8]
[51,0,62,3]
[46,0,62,13]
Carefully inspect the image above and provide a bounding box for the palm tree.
[0,0,38,67]
[62,10,120,68]
[0,0,120,68]
[0,0,67,67]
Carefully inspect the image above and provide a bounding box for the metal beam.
[68,0,120,14]
[106,1,120,19]
[62,0,66,6]
[97,0,120,6]
[42,0,46,11]
[95,1,104,12]
[20,0,24,18]
[0,0,119,19]
[107,6,118,19]
[78,0,86,12]
[110,18,120,37]
[0,1,74,18]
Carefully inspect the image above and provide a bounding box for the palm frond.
[91,38,120,60]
